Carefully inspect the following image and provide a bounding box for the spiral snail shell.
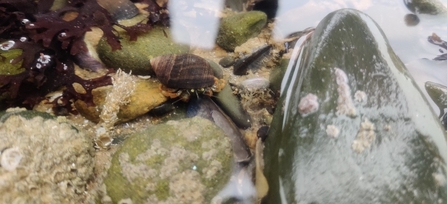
[150,54,215,89]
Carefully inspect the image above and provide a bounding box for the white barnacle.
[334,68,357,117]
[37,53,51,65]
[21,19,30,25]
[326,125,340,138]
[352,118,376,153]
[35,63,42,69]
[298,93,319,115]
[0,40,15,51]
[1,147,23,171]
[59,32,67,38]
[354,90,367,103]
[19,37,27,42]
[62,63,68,70]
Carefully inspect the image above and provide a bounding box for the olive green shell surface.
[151,54,215,89]
[263,9,447,204]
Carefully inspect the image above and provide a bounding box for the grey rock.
[263,9,447,204]
[406,0,447,15]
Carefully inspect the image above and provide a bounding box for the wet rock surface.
[405,0,447,15]
[97,26,189,75]
[216,11,267,51]
[104,117,233,203]
[0,108,94,203]
[74,74,167,124]
[263,9,447,204]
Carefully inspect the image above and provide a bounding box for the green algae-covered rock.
[263,9,447,204]
[408,0,447,15]
[216,11,267,51]
[269,58,288,93]
[0,49,24,75]
[97,26,189,75]
[214,84,252,129]
[104,117,233,203]
[0,108,94,203]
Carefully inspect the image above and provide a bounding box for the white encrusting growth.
[37,53,52,65]
[298,93,319,115]
[0,147,22,171]
[326,125,340,138]
[354,90,367,103]
[352,118,376,153]
[334,68,357,117]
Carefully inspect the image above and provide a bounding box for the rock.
[0,108,94,203]
[104,117,233,203]
[425,81,447,117]
[263,9,447,204]
[404,14,420,26]
[214,84,252,129]
[187,97,252,163]
[219,56,236,68]
[405,0,447,15]
[74,75,167,123]
[216,11,267,51]
[97,26,189,75]
[269,58,288,93]
[0,48,24,75]
[206,59,224,79]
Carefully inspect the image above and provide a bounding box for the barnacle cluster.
[0,109,94,203]
[0,0,169,113]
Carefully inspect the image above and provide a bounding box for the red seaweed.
[0,0,169,113]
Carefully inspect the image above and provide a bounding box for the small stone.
[219,56,236,68]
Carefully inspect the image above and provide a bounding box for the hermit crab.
[150,54,226,102]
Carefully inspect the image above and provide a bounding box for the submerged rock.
[97,26,189,75]
[216,11,267,51]
[214,84,252,129]
[0,108,94,203]
[104,117,233,203]
[425,81,447,117]
[405,0,447,15]
[263,9,447,204]
[74,75,167,124]
[0,48,24,75]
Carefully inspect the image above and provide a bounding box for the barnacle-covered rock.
[216,11,267,51]
[263,9,447,203]
[97,26,189,75]
[103,117,233,203]
[0,108,94,203]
